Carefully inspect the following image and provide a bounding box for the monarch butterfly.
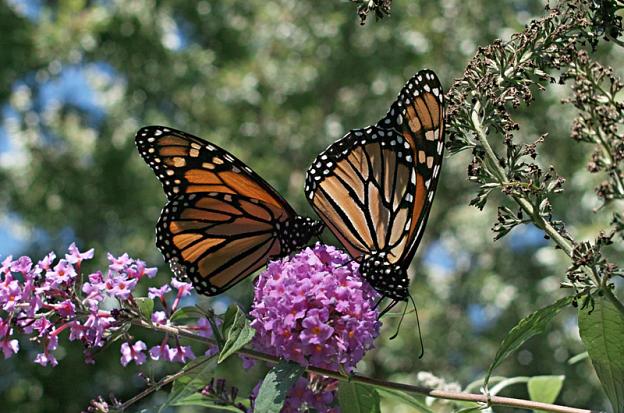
[136,126,323,296]
[305,69,445,302]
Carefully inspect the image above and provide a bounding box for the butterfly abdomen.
[359,252,409,301]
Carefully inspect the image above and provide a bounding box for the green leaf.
[135,297,154,321]
[484,296,573,387]
[338,382,381,413]
[160,356,215,412]
[169,306,203,323]
[218,305,255,363]
[170,392,250,411]
[254,360,305,413]
[579,296,624,413]
[220,305,239,334]
[527,375,564,406]
[376,388,432,413]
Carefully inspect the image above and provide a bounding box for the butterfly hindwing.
[377,70,445,262]
[306,126,418,264]
[156,192,285,295]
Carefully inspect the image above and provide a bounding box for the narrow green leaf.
[171,392,250,411]
[376,388,432,413]
[484,296,573,387]
[218,305,255,363]
[338,382,381,413]
[579,296,624,413]
[255,360,304,413]
[527,375,564,406]
[135,297,154,321]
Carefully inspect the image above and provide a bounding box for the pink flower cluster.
[0,243,205,368]
[282,377,337,413]
[250,243,380,412]
[250,243,380,371]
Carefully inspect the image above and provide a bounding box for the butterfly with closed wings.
[305,69,445,303]
[136,126,323,296]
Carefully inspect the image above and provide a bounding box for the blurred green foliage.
[0,0,621,411]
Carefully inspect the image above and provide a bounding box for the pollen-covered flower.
[250,243,380,371]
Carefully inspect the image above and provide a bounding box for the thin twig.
[132,319,601,413]
[117,352,215,411]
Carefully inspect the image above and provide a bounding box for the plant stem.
[471,104,624,318]
[470,103,575,256]
[132,319,599,413]
[116,352,215,411]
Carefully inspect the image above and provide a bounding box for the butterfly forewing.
[377,69,445,263]
[135,126,292,212]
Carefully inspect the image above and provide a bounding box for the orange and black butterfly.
[305,69,445,301]
[136,126,323,296]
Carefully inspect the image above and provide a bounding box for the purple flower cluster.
[250,243,380,371]
[0,243,205,368]
[250,243,380,412]
[282,377,338,413]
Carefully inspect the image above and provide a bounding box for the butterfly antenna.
[388,300,408,340]
[408,292,425,359]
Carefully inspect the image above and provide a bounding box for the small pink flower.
[34,352,58,367]
[171,345,195,363]
[120,341,147,366]
[148,285,171,300]
[46,260,77,286]
[107,253,133,272]
[36,252,56,272]
[0,337,19,359]
[171,279,193,297]
[151,311,167,325]
[127,260,157,280]
[0,256,13,274]
[11,256,32,274]
[104,274,137,300]
[65,243,94,264]
[54,300,75,318]
[149,342,176,362]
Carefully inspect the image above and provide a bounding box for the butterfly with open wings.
[305,69,445,302]
[136,126,323,296]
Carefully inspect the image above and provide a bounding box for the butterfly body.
[136,126,323,296]
[305,69,445,301]
[359,252,409,300]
